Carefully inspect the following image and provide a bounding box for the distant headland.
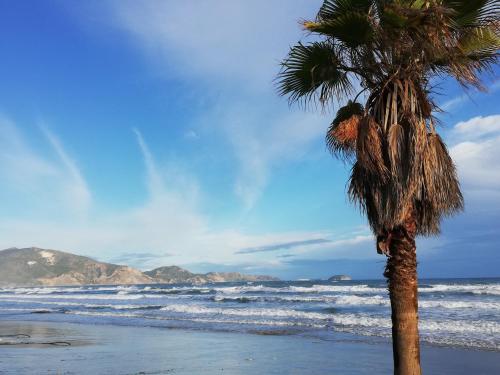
[328,275,352,281]
[0,247,278,287]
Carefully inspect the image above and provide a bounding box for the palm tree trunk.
[384,212,422,375]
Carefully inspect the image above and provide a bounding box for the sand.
[0,320,499,374]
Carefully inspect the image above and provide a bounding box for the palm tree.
[276,1,499,374]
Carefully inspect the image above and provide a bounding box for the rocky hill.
[0,247,153,286]
[328,274,352,281]
[0,247,277,287]
[145,266,279,284]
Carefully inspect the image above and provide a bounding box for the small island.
[328,275,352,281]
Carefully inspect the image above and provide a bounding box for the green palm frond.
[431,24,499,86]
[460,26,500,55]
[276,42,354,105]
[317,0,373,21]
[379,5,409,29]
[305,12,375,47]
[306,0,376,47]
[443,0,500,27]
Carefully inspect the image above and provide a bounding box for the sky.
[0,0,498,279]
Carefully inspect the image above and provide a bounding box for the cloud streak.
[106,0,317,90]
[237,238,331,254]
[98,0,329,209]
[132,127,164,197]
[1,119,364,272]
[0,118,91,219]
[41,126,92,217]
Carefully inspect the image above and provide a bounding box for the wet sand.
[0,320,499,374]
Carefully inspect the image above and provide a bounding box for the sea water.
[0,278,498,351]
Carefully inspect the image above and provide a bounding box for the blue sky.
[0,0,498,279]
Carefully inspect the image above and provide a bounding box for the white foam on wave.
[334,295,388,306]
[290,285,386,293]
[204,282,492,297]
[213,293,500,310]
[213,284,387,294]
[0,299,160,311]
[67,310,326,328]
[0,286,85,295]
[70,311,139,319]
[0,285,148,295]
[56,304,500,350]
[420,319,500,335]
[421,300,500,310]
[2,281,498,351]
[145,286,212,293]
[68,303,499,338]
[332,296,500,310]
[212,295,339,303]
[213,282,500,295]
[419,284,500,295]
[0,293,145,300]
[158,303,500,335]
[2,282,499,296]
[160,304,329,320]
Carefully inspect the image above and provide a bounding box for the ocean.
[0,278,498,351]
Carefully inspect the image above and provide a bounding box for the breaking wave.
[1,278,499,351]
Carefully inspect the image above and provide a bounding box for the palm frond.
[304,12,375,47]
[387,122,405,178]
[276,41,354,105]
[422,134,464,215]
[379,4,409,29]
[317,0,374,21]
[459,25,500,55]
[443,0,500,27]
[356,116,389,177]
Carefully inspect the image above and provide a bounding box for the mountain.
[0,247,153,286]
[0,247,277,286]
[145,266,197,283]
[145,266,279,284]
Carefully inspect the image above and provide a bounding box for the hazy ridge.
[0,247,278,287]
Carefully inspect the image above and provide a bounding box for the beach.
[1,279,499,374]
[1,320,499,374]
[0,279,498,350]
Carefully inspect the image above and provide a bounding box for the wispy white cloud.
[41,126,92,217]
[0,118,91,219]
[0,118,58,189]
[217,105,326,209]
[106,0,317,91]
[237,238,332,254]
[438,80,499,112]
[94,0,328,209]
[439,94,469,111]
[132,127,164,197]
[0,121,367,271]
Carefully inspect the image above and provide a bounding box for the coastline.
[1,320,499,375]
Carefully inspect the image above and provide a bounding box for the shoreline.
[1,319,499,374]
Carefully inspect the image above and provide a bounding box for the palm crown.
[277,0,499,237]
